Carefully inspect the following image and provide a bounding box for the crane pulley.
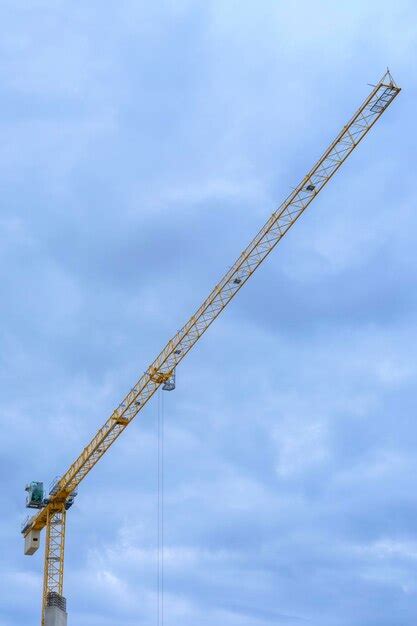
[22,70,400,626]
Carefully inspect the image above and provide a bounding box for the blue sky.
[1,1,416,625]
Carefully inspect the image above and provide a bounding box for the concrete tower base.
[45,605,68,626]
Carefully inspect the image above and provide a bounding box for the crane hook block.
[162,369,176,391]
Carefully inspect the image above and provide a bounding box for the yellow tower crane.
[22,71,400,626]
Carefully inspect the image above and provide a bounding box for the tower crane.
[22,71,400,626]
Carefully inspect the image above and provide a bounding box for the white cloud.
[1,2,416,625]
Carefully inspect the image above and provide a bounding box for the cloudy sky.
[1,1,417,625]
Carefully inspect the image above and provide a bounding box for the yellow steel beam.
[41,505,66,625]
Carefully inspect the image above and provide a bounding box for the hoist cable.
[157,389,165,626]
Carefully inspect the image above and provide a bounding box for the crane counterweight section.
[25,529,41,555]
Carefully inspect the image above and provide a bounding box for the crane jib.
[23,73,400,542]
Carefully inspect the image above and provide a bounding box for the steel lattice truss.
[22,73,400,618]
[41,507,66,623]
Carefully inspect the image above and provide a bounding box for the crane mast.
[22,71,400,626]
